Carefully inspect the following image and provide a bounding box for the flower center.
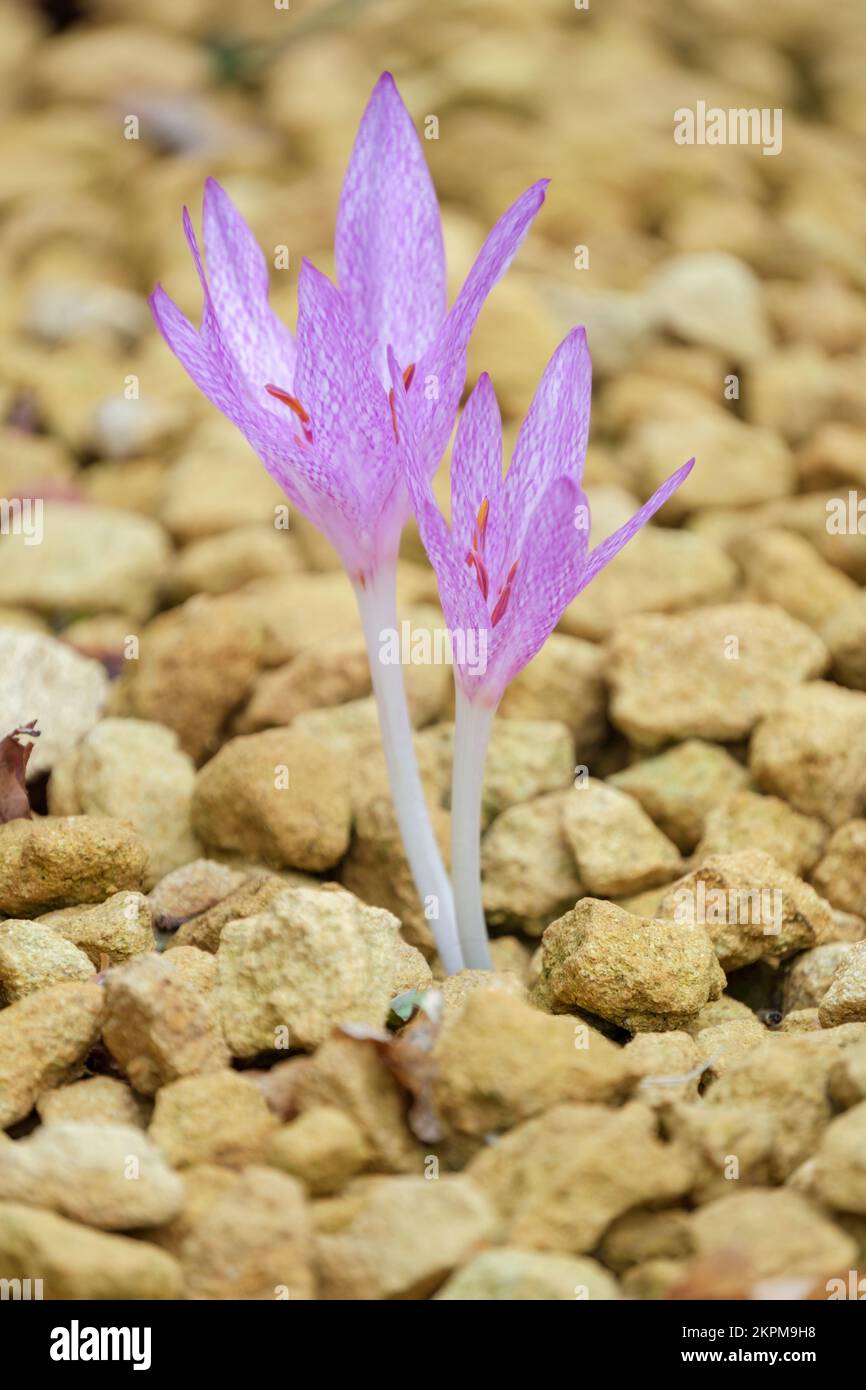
[465,497,517,626]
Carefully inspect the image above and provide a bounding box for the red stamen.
[476,497,489,547]
[490,561,518,627]
[402,363,416,391]
[265,383,313,443]
[388,387,398,441]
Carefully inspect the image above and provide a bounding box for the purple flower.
[149,71,547,584]
[390,327,694,708]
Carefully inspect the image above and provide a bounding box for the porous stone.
[689,1190,857,1283]
[0,920,94,1001]
[808,1101,866,1215]
[418,718,575,827]
[265,1107,370,1196]
[148,859,246,930]
[657,850,831,971]
[0,1121,183,1229]
[165,524,303,601]
[316,1175,496,1300]
[149,1070,279,1169]
[750,681,866,828]
[217,886,430,1055]
[735,528,858,630]
[0,630,107,779]
[0,982,104,1127]
[695,791,827,876]
[102,954,229,1095]
[819,942,866,1026]
[0,1202,182,1299]
[36,1075,149,1129]
[609,740,750,852]
[624,1031,703,1107]
[48,718,200,887]
[561,779,682,896]
[481,792,582,937]
[37,891,155,965]
[607,605,827,748]
[497,633,607,750]
[191,728,351,871]
[812,821,866,917]
[599,1208,693,1274]
[432,990,636,1138]
[822,592,866,690]
[435,1248,618,1301]
[541,898,725,1032]
[663,1102,776,1204]
[180,1165,314,1300]
[468,1102,694,1253]
[783,944,856,1015]
[0,816,147,917]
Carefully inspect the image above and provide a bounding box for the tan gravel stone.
[750,681,866,827]
[0,816,147,917]
[435,1248,619,1300]
[497,633,606,751]
[0,630,107,779]
[607,605,827,748]
[265,1107,370,1196]
[149,1070,278,1169]
[0,1202,182,1300]
[561,779,682,896]
[0,920,94,1000]
[37,891,155,966]
[663,1102,776,1204]
[819,942,866,1026]
[103,954,229,1095]
[541,898,724,1032]
[812,821,866,917]
[784,944,856,1014]
[36,1075,149,1129]
[735,528,858,630]
[822,591,866,690]
[689,1190,857,1283]
[0,982,104,1127]
[808,1101,866,1215]
[609,740,750,852]
[694,790,827,875]
[481,792,582,937]
[192,728,351,872]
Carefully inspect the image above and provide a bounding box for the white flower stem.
[354,566,463,974]
[452,683,496,970]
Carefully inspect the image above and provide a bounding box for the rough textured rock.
[149,1070,278,1168]
[192,728,351,871]
[625,414,793,518]
[0,1122,183,1229]
[316,1175,496,1299]
[689,1190,857,1283]
[663,1102,776,1204]
[609,740,750,852]
[599,1208,693,1274]
[0,501,170,619]
[180,1165,315,1300]
[694,791,827,876]
[36,1075,149,1129]
[48,718,200,887]
[468,1102,694,1253]
[481,792,582,937]
[657,850,831,971]
[108,594,265,763]
[736,528,859,631]
[560,527,736,639]
[432,990,636,1137]
[0,1202,182,1299]
[812,821,866,917]
[0,920,94,1001]
[419,718,575,827]
[807,1101,866,1215]
[0,630,107,779]
[217,886,430,1054]
[624,1030,703,1107]
[102,954,229,1095]
[561,779,682,896]
[435,1248,618,1300]
[265,1107,370,1196]
[784,945,856,1015]
[819,943,866,1026]
[148,859,246,930]
[0,816,147,917]
[165,871,292,953]
[607,605,827,748]
[822,591,866,690]
[0,982,104,1127]
[541,898,724,1032]
[37,891,155,965]
[750,681,866,828]
[165,524,303,601]
[497,633,607,748]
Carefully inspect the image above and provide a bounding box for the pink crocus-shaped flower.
[148,72,547,976]
[390,327,693,967]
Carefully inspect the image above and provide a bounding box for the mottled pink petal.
[336,72,446,378]
[202,178,296,394]
[449,372,507,585]
[411,180,549,473]
[503,327,591,552]
[578,457,695,591]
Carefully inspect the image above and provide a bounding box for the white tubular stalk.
[451,682,496,970]
[354,566,463,974]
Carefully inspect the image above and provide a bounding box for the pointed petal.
[294,259,394,513]
[449,373,505,578]
[486,476,590,696]
[504,327,592,552]
[336,72,446,377]
[201,178,296,392]
[411,179,549,473]
[578,458,695,591]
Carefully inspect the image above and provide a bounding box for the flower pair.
[151,73,693,972]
